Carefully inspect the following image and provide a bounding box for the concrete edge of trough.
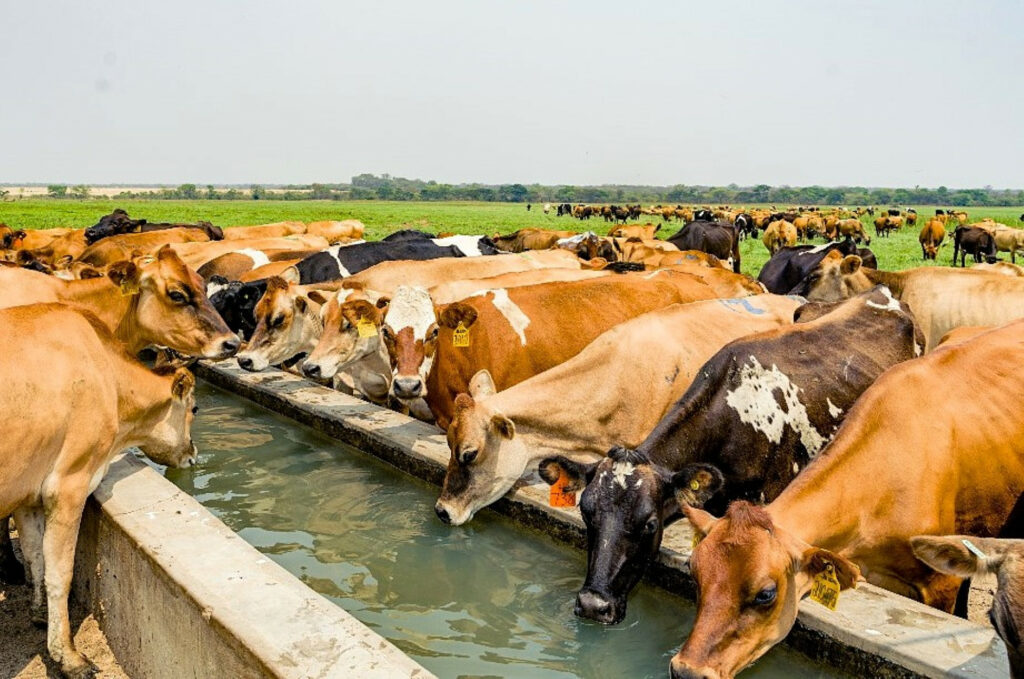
[73,452,436,679]
[195,360,1009,679]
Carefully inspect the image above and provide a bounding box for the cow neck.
[863,269,907,297]
[56,277,143,348]
[635,389,715,468]
[110,353,174,449]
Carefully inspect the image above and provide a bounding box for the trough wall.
[196,360,1010,679]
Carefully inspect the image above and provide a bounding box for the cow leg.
[13,504,47,625]
[0,515,26,584]
[41,490,97,679]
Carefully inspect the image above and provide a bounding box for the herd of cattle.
[2,207,1024,678]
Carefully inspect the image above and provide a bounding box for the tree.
[250,185,265,200]
[47,184,68,198]
[177,183,198,200]
[500,184,529,202]
[69,184,90,199]
[310,183,334,200]
[205,185,218,199]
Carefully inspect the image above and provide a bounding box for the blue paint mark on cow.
[718,298,766,315]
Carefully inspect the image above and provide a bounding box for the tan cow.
[383,271,720,429]
[221,221,306,240]
[673,320,1024,679]
[609,223,661,240]
[762,220,797,255]
[197,248,320,281]
[792,250,1024,350]
[75,228,214,266]
[990,226,1024,263]
[305,219,365,243]
[837,218,871,244]
[919,219,946,260]
[235,277,331,372]
[429,268,609,304]
[437,295,801,525]
[0,304,197,678]
[492,228,579,252]
[170,235,329,270]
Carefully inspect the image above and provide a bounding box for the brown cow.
[382,272,719,429]
[762,220,797,255]
[77,228,214,266]
[837,218,871,244]
[672,320,1024,679]
[221,221,306,240]
[305,219,365,243]
[609,223,661,240]
[919,219,946,260]
[0,304,198,678]
[171,235,329,270]
[492,228,578,252]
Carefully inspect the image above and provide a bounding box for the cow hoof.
[30,604,47,628]
[63,659,99,679]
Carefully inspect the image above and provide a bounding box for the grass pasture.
[1,200,1022,277]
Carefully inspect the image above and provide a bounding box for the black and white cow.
[757,238,877,294]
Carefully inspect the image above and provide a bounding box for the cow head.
[539,448,722,624]
[788,250,873,300]
[380,286,443,401]
[911,535,1024,676]
[236,277,326,372]
[671,501,859,679]
[109,246,240,359]
[209,278,267,340]
[85,209,141,244]
[303,290,387,380]
[138,367,199,468]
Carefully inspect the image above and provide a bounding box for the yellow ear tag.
[691,531,701,551]
[452,321,470,347]
[356,317,376,339]
[690,479,700,492]
[549,469,577,508]
[809,562,841,611]
[119,278,140,296]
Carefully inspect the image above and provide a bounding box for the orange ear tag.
[452,321,470,347]
[549,469,577,508]
[356,317,376,338]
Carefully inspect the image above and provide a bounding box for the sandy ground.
[0,538,128,679]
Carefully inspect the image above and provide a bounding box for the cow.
[609,223,660,240]
[429,268,608,305]
[953,225,997,266]
[990,226,1024,263]
[790,250,1024,350]
[887,207,901,217]
[757,240,877,294]
[976,261,1024,277]
[540,288,920,624]
[919,219,946,260]
[761,220,797,255]
[492,228,577,252]
[0,304,198,677]
[672,320,1024,679]
[222,221,306,240]
[382,272,720,429]
[171,235,329,270]
[874,216,896,238]
[77,228,216,266]
[837,218,871,244]
[912,536,1024,678]
[208,278,268,340]
[234,277,331,372]
[305,219,365,243]
[693,209,713,221]
[197,248,320,281]
[84,209,225,244]
[734,213,757,240]
[437,295,801,526]
[667,221,741,273]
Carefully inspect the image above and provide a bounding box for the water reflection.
[161,383,848,679]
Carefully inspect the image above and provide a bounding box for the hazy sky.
[3,1,1022,187]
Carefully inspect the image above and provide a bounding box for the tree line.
[34,176,1024,207]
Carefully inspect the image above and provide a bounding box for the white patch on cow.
[335,288,355,303]
[432,235,485,257]
[487,288,531,345]
[725,257,735,269]
[384,286,435,339]
[725,355,827,457]
[556,232,595,246]
[611,461,635,489]
[326,244,353,277]
[235,248,270,268]
[634,477,644,488]
[792,462,800,475]
[206,279,229,297]
[865,286,901,312]
[914,341,922,356]
[827,398,843,419]
[54,270,74,280]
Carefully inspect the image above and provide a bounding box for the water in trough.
[161,383,849,679]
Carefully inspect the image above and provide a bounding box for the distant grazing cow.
[953,225,997,267]
[667,221,741,273]
[990,227,1024,263]
[762,220,797,255]
[541,288,921,624]
[919,220,946,260]
[757,239,876,294]
[888,208,901,217]
[837,218,871,244]
[693,209,713,221]
[912,536,1024,678]
[734,213,757,240]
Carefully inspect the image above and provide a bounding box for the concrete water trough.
[191,359,1009,679]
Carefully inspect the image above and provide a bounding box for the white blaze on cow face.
[725,355,827,457]
[484,288,531,345]
[432,235,485,257]
[611,461,636,489]
[383,286,438,399]
[234,248,271,269]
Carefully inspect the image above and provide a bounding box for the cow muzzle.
[670,659,723,679]
[391,376,424,399]
[208,334,242,360]
[574,588,623,625]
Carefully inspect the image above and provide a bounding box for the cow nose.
[393,377,423,398]
[237,356,254,371]
[574,589,616,623]
[220,336,241,357]
[434,503,452,525]
[670,659,720,679]
[303,363,321,379]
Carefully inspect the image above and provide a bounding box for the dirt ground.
[0,538,127,679]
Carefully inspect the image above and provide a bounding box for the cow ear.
[490,414,515,439]
[107,260,139,290]
[280,266,300,284]
[438,303,478,329]
[78,266,102,280]
[454,393,475,413]
[307,290,328,305]
[671,464,724,508]
[801,547,861,591]
[538,456,598,491]
[654,223,662,233]
[56,254,74,269]
[682,504,719,543]
[910,536,1005,577]
[375,295,391,309]
[171,368,196,400]
[468,370,497,399]
[840,255,862,275]
[294,296,308,314]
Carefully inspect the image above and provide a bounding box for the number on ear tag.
[356,317,376,338]
[809,563,841,611]
[549,469,576,508]
[452,322,470,347]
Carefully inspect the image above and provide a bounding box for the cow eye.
[643,518,658,534]
[428,326,439,340]
[271,316,285,328]
[753,586,777,606]
[191,406,199,415]
[169,291,188,304]
[460,448,478,464]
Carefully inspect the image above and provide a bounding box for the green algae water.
[162,383,849,679]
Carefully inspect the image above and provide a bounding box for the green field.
[2,200,1022,277]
